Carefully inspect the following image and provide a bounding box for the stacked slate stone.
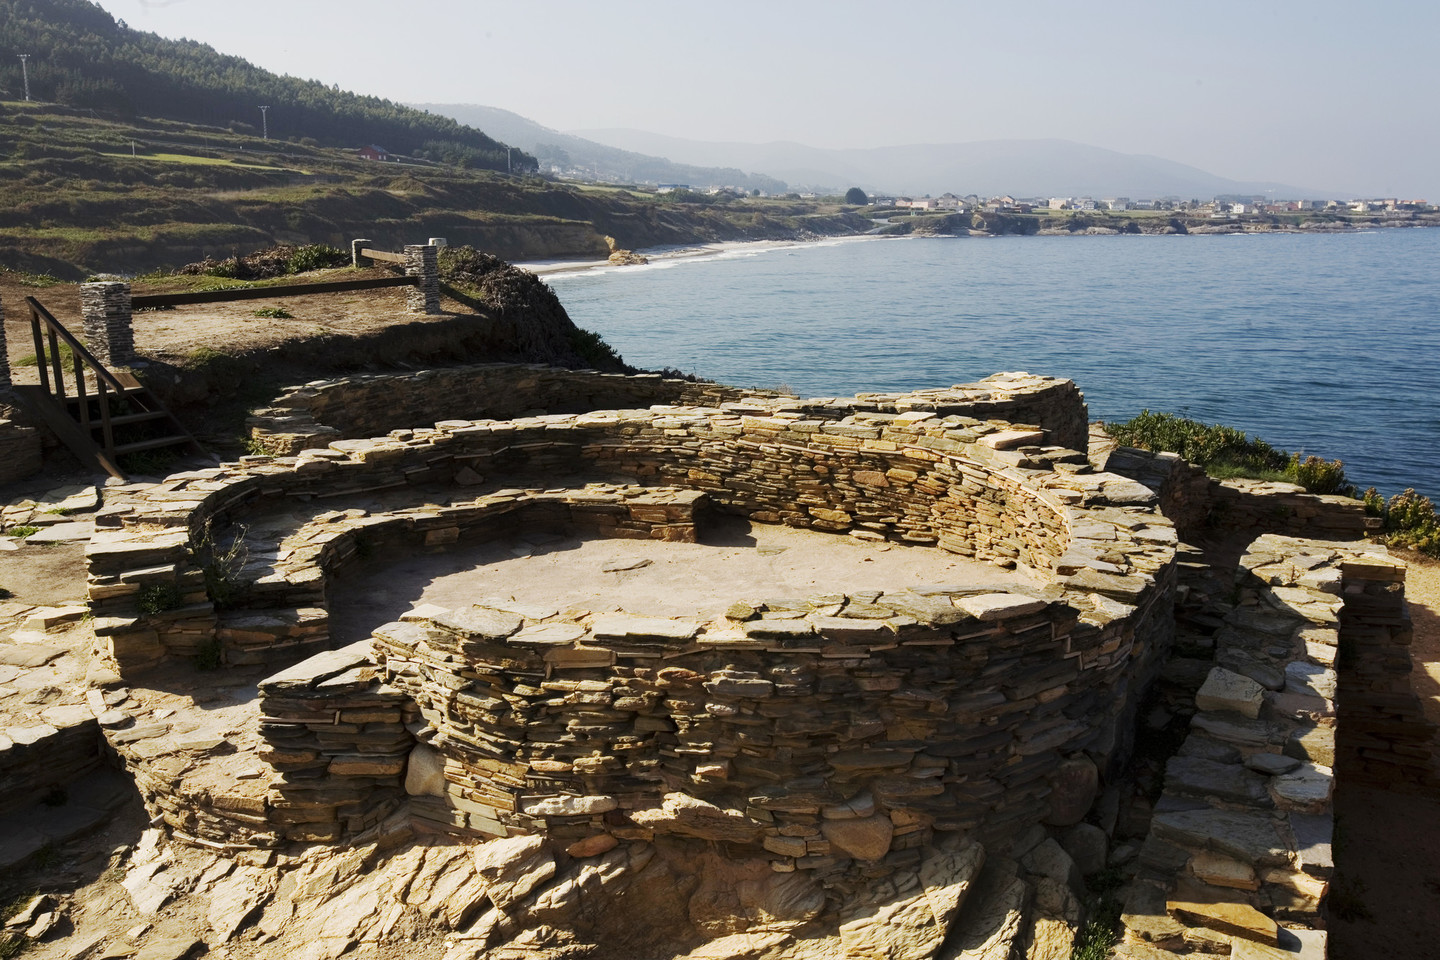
[245,369,1081,458]
[1103,445,1366,543]
[246,364,771,455]
[365,575,1168,897]
[0,710,100,817]
[0,292,8,392]
[214,486,699,668]
[93,377,1163,682]
[1333,549,1433,788]
[1118,535,1412,958]
[258,641,415,842]
[86,520,216,672]
[79,281,135,366]
[404,244,441,315]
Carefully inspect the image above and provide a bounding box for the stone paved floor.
[327,514,1049,646]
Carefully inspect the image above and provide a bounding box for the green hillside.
[0,0,866,276]
[0,0,534,170]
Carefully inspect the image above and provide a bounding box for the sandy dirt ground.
[1327,551,1440,960]
[1,272,478,378]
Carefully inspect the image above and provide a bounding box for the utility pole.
[18,54,31,101]
[258,105,270,140]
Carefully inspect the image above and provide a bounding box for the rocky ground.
[0,468,1437,959]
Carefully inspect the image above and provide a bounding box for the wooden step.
[112,435,192,456]
[95,410,170,428]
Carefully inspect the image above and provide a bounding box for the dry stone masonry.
[405,243,441,315]
[79,280,136,367]
[63,366,1426,959]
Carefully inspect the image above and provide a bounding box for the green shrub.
[1366,487,1440,558]
[1285,454,1354,496]
[195,637,224,671]
[286,243,347,274]
[136,582,184,616]
[1108,410,1351,495]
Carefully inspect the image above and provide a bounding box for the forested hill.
[0,0,535,171]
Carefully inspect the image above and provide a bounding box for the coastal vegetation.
[1107,410,1352,494]
[1364,488,1440,559]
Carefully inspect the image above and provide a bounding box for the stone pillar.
[404,243,441,315]
[80,281,135,367]
[352,238,372,268]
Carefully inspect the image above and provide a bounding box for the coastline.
[520,216,1439,279]
[518,234,893,279]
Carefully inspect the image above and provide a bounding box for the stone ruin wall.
[245,365,1090,457]
[1104,446,1367,543]
[89,372,1098,672]
[78,366,1430,956]
[86,371,1183,870]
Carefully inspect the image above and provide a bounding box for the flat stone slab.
[0,642,67,667]
[1232,927,1327,960]
[591,615,700,642]
[1288,812,1333,877]
[432,606,525,642]
[1152,808,1293,867]
[1165,756,1268,805]
[1268,763,1332,814]
[28,520,95,543]
[954,593,1048,621]
[259,640,374,692]
[1196,667,1265,719]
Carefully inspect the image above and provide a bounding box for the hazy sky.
[93,0,1440,198]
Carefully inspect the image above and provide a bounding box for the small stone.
[1245,753,1301,776]
[820,815,893,861]
[1061,822,1108,876]
[565,834,619,858]
[1045,756,1099,826]
[405,743,445,797]
[601,557,653,573]
[1190,850,1260,890]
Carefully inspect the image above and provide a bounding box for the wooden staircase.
[13,296,206,479]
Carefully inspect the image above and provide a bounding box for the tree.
[844,187,869,205]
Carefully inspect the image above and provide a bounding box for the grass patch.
[1071,866,1125,960]
[4,526,39,539]
[0,267,61,288]
[1107,410,1353,495]
[14,341,75,369]
[253,306,293,319]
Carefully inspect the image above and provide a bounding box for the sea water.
[546,229,1440,498]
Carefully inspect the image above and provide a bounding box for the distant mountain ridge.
[413,103,789,194]
[570,128,1336,200]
